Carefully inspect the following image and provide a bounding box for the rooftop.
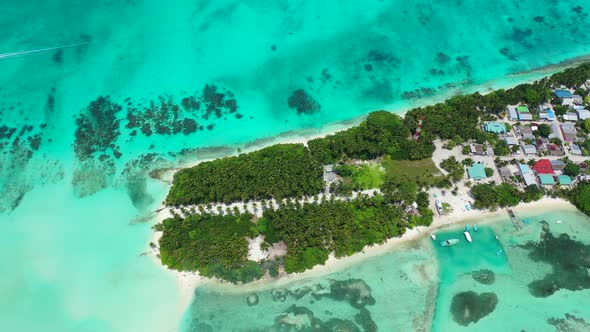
[539,174,555,185]
[555,90,573,98]
[533,159,554,174]
[558,175,573,185]
[516,105,530,113]
[483,122,507,134]
[467,163,487,180]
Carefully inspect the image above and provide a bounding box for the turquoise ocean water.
[185,207,590,331]
[2,1,590,331]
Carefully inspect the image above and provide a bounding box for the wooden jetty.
[506,208,523,230]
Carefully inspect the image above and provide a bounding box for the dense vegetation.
[569,183,590,216]
[156,213,264,283]
[471,183,545,210]
[166,144,324,205]
[260,195,423,273]
[307,111,434,163]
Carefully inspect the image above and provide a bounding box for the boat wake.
[0,41,96,60]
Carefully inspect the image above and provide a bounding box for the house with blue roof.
[555,89,574,106]
[467,163,487,180]
[555,89,573,98]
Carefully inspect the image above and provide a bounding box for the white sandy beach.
[151,194,576,299]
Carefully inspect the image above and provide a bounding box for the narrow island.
[154,63,590,284]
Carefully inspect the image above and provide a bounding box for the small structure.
[573,95,584,105]
[538,174,555,186]
[507,105,518,121]
[550,160,566,172]
[533,159,554,174]
[516,125,535,141]
[483,121,507,134]
[547,143,565,156]
[467,163,487,180]
[560,122,577,142]
[557,175,573,187]
[563,112,579,122]
[518,112,533,121]
[435,199,444,216]
[503,135,518,146]
[577,109,590,120]
[499,167,512,181]
[538,106,556,121]
[571,144,583,155]
[518,163,537,186]
[535,138,550,152]
[522,144,537,155]
[470,144,484,156]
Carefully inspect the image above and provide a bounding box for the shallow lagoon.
[2,0,590,331]
[182,207,590,331]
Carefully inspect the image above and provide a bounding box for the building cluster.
[464,85,590,190]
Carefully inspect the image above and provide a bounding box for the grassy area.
[382,157,442,185]
[351,164,385,189]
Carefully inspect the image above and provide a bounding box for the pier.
[506,208,523,230]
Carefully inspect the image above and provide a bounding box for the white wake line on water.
[0,41,97,60]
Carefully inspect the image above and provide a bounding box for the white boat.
[431,234,437,240]
[556,220,563,224]
[463,231,472,243]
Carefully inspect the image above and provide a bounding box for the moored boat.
[465,224,470,232]
[440,239,460,247]
[431,234,436,240]
[473,224,478,232]
[464,231,472,243]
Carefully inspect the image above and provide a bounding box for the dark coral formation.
[125,84,238,137]
[500,47,518,61]
[401,87,436,100]
[520,221,590,298]
[274,305,362,331]
[266,279,377,331]
[316,279,376,309]
[287,89,320,115]
[246,293,259,306]
[472,269,496,285]
[0,117,48,212]
[547,313,590,331]
[74,96,122,161]
[450,291,498,326]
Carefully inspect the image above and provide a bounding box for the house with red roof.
[532,159,554,174]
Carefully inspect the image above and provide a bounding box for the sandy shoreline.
[151,197,576,300]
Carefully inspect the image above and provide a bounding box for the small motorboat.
[556,220,563,224]
[431,234,437,240]
[440,239,460,247]
[496,249,503,255]
[464,231,472,243]
[473,224,478,232]
[522,219,531,224]
[465,224,470,232]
